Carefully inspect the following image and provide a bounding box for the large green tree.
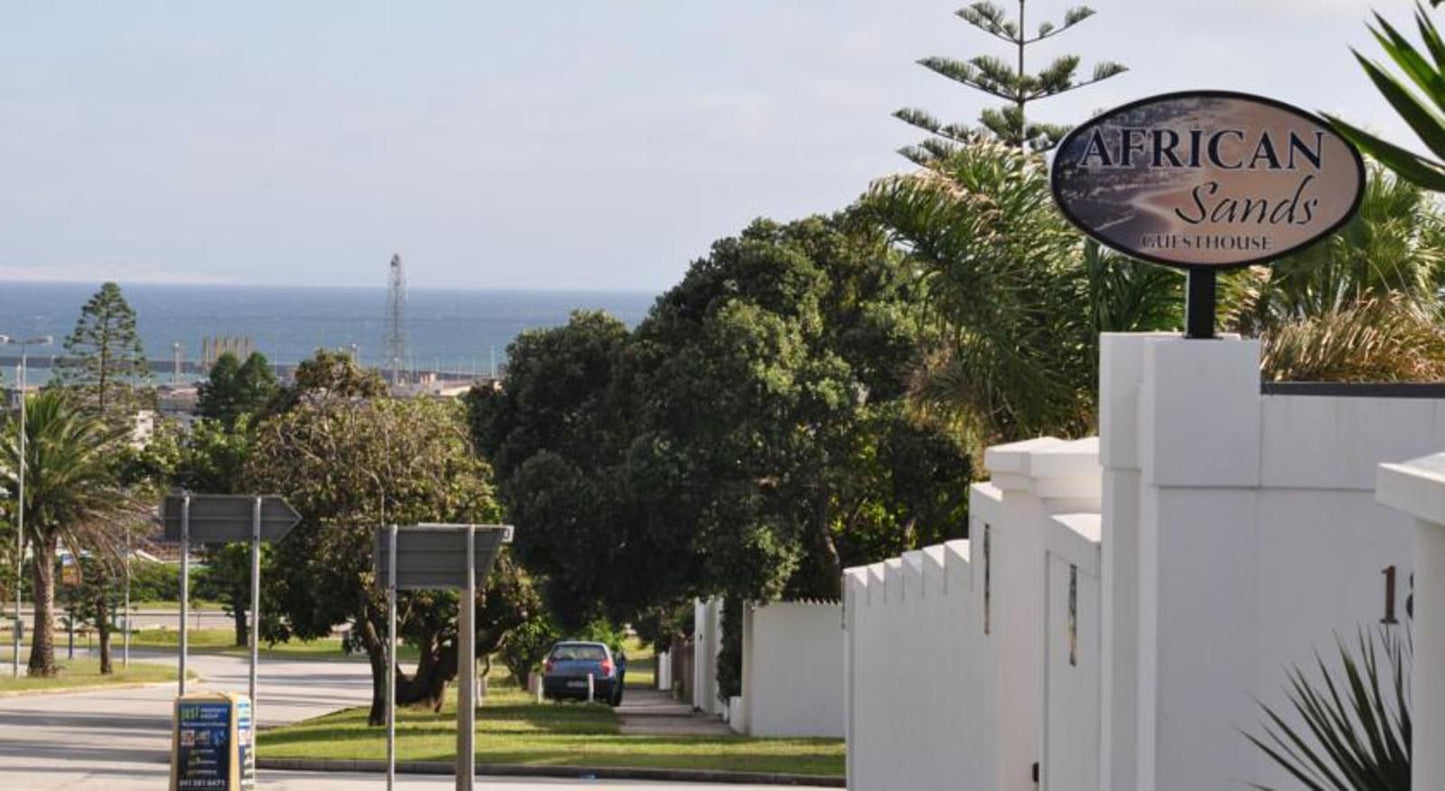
[1,391,137,676]
[896,0,1126,161]
[51,282,151,421]
[246,383,532,725]
[197,352,278,429]
[472,214,974,642]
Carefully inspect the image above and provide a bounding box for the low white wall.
[845,436,1100,791]
[739,601,843,738]
[692,597,722,714]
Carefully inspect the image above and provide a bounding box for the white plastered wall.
[739,601,844,737]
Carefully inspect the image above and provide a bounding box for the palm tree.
[1223,165,1445,382]
[863,140,1180,444]
[1,390,135,676]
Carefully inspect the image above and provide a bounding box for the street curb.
[257,758,845,787]
[0,679,180,698]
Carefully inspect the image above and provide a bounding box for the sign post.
[386,524,397,791]
[162,495,301,714]
[1050,90,1367,338]
[374,523,514,791]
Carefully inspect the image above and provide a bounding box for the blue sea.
[0,281,656,379]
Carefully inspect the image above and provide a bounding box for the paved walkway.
[616,688,732,736]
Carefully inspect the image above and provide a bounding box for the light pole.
[1,334,52,677]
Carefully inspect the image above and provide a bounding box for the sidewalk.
[616,687,732,736]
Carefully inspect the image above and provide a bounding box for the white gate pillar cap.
[1377,452,1445,524]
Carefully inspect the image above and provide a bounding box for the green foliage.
[1,390,141,675]
[897,1,1127,159]
[864,141,1180,444]
[1259,295,1445,383]
[266,347,387,414]
[472,214,973,629]
[198,352,278,429]
[1246,629,1411,790]
[245,372,525,722]
[717,597,743,700]
[498,609,561,685]
[50,282,151,420]
[1226,165,1445,335]
[127,559,180,603]
[1326,3,1445,192]
[1219,165,1445,383]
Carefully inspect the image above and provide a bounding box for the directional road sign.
[373,522,514,791]
[373,523,513,590]
[162,494,301,543]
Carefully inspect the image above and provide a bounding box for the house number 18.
[1381,565,1414,624]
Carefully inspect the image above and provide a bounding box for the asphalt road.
[0,650,803,790]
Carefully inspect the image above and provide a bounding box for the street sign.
[373,523,513,590]
[373,523,514,791]
[160,491,302,750]
[162,495,301,543]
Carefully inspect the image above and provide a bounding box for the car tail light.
[544,658,554,674]
[601,659,613,677]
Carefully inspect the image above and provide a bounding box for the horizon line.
[0,275,663,295]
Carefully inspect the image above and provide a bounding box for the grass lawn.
[259,683,844,777]
[126,628,420,662]
[622,636,655,689]
[128,600,225,611]
[0,656,187,692]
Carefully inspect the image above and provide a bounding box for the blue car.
[541,641,627,706]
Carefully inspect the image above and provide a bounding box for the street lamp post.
[1,334,52,678]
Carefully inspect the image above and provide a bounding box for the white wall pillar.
[1377,454,1445,790]
[1136,336,1262,791]
[1097,334,1167,791]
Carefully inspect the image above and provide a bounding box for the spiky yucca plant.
[1246,629,1412,791]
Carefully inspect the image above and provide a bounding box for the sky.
[0,0,1423,291]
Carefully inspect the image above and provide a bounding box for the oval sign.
[1051,90,1365,269]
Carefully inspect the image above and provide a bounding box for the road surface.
[0,650,808,790]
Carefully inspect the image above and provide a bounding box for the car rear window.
[550,644,606,661]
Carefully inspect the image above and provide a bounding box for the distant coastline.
[0,281,656,378]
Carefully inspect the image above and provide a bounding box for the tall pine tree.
[52,282,151,422]
[896,1,1127,162]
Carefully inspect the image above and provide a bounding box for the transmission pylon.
[385,254,408,386]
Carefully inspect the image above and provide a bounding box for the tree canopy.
[51,282,150,421]
[471,214,973,632]
[197,352,278,429]
[246,386,526,723]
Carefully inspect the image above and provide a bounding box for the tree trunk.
[811,493,844,600]
[96,589,112,674]
[397,637,456,712]
[233,606,248,648]
[27,539,57,677]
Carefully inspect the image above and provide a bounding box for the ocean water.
[0,281,656,378]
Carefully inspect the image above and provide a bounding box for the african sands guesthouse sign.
[1050,91,1365,337]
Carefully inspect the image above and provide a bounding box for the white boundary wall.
[692,597,723,714]
[738,601,844,737]
[845,334,1440,791]
[846,436,1101,791]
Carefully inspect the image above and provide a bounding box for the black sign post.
[374,523,513,791]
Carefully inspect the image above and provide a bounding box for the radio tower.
[385,254,408,386]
